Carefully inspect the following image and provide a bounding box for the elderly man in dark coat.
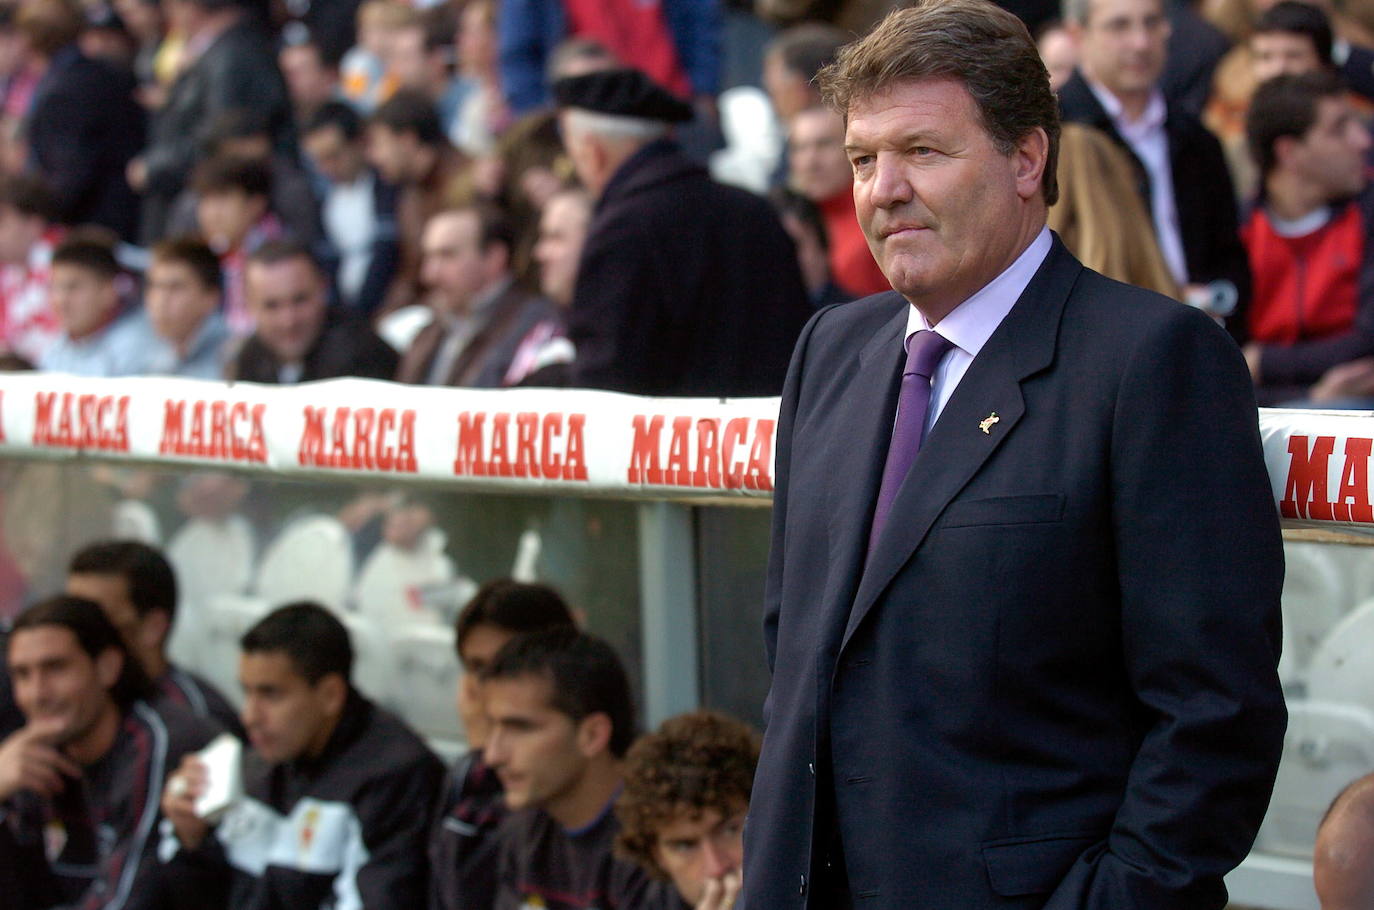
[555,69,812,398]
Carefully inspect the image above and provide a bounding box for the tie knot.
[904,330,953,380]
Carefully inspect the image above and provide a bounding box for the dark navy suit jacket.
[741,237,1287,909]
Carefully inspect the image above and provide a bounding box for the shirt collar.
[1084,76,1167,136]
[905,225,1052,355]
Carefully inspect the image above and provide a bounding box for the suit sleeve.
[566,217,659,393]
[1043,305,1286,909]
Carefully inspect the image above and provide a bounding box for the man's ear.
[1273,134,1299,170]
[1014,126,1051,202]
[576,711,612,758]
[139,610,171,657]
[316,673,348,719]
[96,647,124,691]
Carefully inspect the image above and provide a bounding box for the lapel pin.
[979,412,1000,434]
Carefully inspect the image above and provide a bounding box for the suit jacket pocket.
[981,832,1104,897]
[940,493,1065,529]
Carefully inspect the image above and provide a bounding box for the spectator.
[112,0,163,96]
[66,539,241,736]
[1049,123,1180,297]
[449,0,510,155]
[0,174,62,363]
[1241,70,1374,405]
[366,88,468,311]
[302,101,399,317]
[279,31,340,129]
[761,23,849,127]
[1315,773,1374,909]
[135,235,232,379]
[431,580,577,910]
[38,232,144,377]
[166,108,322,250]
[617,711,760,910]
[161,602,445,909]
[506,186,589,386]
[1061,0,1250,325]
[498,0,721,115]
[18,0,145,242]
[769,186,852,309]
[483,627,655,909]
[396,204,558,387]
[229,239,398,383]
[788,105,889,298]
[129,0,291,244]
[339,0,409,114]
[1037,20,1078,92]
[388,6,473,146]
[193,154,283,334]
[0,596,220,909]
[555,68,810,396]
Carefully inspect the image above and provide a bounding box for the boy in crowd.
[0,596,220,908]
[66,539,242,736]
[161,602,444,909]
[0,174,63,363]
[484,627,655,909]
[193,155,283,334]
[136,235,233,379]
[38,232,143,376]
[229,240,398,383]
[431,579,577,910]
[617,711,759,910]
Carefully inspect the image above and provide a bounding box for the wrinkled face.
[0,205,40,265]
[534,193,590,306]
[455,622,514,747]
[280,43,337,112]
[1290,95,1371,201]
[421,210,497,314]
[483,673,590,811]
[238,650,339,763]
[246,256,327,364]
[789,107,853,202]
[847,78,1041,318]
[50,264,118,340]
[1252,32,1324,82]
[366,124,417,185]
[1076,0,1170,100]
[145,259,218,348]
[196,189,265,252]
[8,625,118,746]
[303,124,365,185]
[654,805,748,905]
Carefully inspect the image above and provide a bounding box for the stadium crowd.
[0,0,1369,904]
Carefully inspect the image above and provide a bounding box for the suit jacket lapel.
[841,239,1083,651]
[818,303,907,643]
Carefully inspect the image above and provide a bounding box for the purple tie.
[869,330,954,551]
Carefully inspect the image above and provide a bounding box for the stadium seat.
[337,612,394,707]
[111,499,161,545]
[1280,541,1351,680]
[165,515,256,669]
[1307,598,1374,714]
[353,527,457,624]
[388,623,464,745]
[1254,701,1374,858]
[198,593,273,704]
[254,514,354,612]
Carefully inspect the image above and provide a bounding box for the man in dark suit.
[1059,0,1249,329]
[18,0,145,242]
[395,204,557,388]
[741,3,1287,909]
[554,68,812,397]
[229,239,398,384]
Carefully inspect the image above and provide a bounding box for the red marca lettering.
[1334,437,1374,523]
[627,414,774,490]
[32,391,130,452]
[158,399,267,463]
[1280,434,1336,520]
[297,406,418,473]
[452,411,587,481]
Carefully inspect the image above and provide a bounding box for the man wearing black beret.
[554,68,812,397]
